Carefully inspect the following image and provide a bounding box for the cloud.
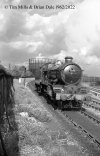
[9,41,43,51]
[0,11,26,41]
[24,11,70,56]
[0,0,100,76]
[0,42,35,63]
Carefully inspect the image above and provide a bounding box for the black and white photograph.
[0,0,100,155]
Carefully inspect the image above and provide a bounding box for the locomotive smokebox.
[65,56,73,63]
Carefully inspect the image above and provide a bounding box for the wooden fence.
[0,65,15,156]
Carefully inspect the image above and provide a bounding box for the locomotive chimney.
[65,56,73,63]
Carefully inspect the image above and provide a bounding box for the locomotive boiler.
[35,56,83,110]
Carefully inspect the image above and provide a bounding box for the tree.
[11,66,20,78]
[19,66,26,73]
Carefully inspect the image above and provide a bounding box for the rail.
[81,110,100,124]
[89,87,100,93]
[83,102,100,111]
[63,112,100,149]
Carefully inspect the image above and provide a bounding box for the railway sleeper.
[93,139,100,148]
[84,102,100,112]
[62,111,100,149]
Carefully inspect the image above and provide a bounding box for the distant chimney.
[65,56,73,63]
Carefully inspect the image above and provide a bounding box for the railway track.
[62,110,100,149]
[83,101,100,111]
[84,85,100,111]
[81,110,100,125]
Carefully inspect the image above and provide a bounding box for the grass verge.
[2,79,87,156]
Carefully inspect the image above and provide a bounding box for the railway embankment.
[13,78,92,156]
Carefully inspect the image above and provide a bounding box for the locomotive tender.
[35,56,83,110]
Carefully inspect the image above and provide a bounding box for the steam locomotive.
[35,56,83,110]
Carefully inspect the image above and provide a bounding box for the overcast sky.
[0,0,100,76]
